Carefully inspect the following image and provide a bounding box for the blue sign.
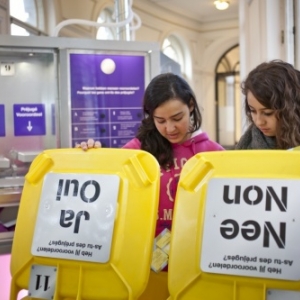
[14,104,46,136]
[0,105,5,137]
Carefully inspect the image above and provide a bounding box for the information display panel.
[69,51,146,148]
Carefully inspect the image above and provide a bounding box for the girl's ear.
[189,100,194,114]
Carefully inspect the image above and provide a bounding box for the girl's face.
[153,98,194,144]
[247,91,277,137]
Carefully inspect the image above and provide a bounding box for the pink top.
[123,131,224,236]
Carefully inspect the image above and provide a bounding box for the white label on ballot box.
[31,173,120,263]
[201,178,300,280]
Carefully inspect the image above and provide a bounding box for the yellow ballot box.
[10,148,160,300]
[168,150,300,300]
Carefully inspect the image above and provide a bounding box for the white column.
[239,0,294,133]
[240,0,285,79]
[295,0,300,69]
[283,0,295,64]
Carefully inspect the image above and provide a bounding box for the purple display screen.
[70,53,145,147]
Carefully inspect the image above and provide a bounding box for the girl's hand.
[75,139,102,151]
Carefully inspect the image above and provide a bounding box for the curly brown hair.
[136,73,202,169]
[241,60,300,149]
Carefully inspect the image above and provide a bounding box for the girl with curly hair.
[236,60,300,149]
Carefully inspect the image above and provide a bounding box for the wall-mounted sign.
[28,265,56,300]
[201,178,300,281]
[1,62,15,76]
[13,104,46,136]
[69,53,145,148]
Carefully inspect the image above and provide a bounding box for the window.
[96,8,116,40]
[162,36,184,72]
[10,24,30,36]
[10,0,45,36]
[215,45,240,148]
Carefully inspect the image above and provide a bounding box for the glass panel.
[10,0,37,27]
[162,38,179,62]
[10,24,30,36]
[36,0,45,31]
[162,39,171,49]
[0,48,58,169]
[96,8,115,40]
[163,46,178,62]
[218,75,236,146]
[162,36,184,75]
[97,26,114,40]
[215,45,240,148]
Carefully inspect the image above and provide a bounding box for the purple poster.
[13,104,46,136]
[70,53,145,148]
[0,105,5,137]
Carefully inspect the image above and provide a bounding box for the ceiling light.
[214,0,230,10]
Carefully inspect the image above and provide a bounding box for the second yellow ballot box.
[168,150,300,300]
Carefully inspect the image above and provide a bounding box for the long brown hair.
[242,60,300,149]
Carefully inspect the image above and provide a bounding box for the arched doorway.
[215,45,240,149]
